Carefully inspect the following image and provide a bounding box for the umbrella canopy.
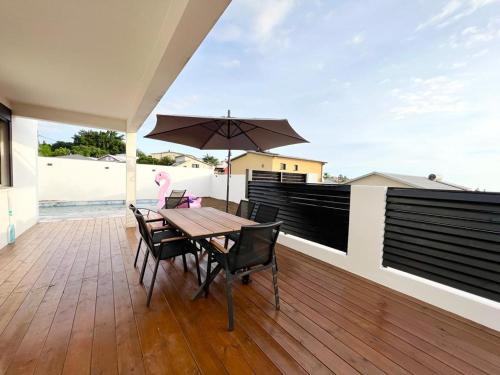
[145,112,308,211]
[145,113,308,151]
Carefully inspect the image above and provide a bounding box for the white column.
[125,132,137,227]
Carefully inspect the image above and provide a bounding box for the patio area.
[0,216,499,374]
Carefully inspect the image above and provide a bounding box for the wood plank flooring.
[0,217,499,374]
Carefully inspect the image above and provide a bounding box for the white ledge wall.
[278,185,500,331]
[38,157,248,204]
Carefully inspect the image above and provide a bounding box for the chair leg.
[147,256,161,307]
[204,254,212,297]
[133,238,142,268]
[182,253,188,272]
[272,259,280,310]
[194,252,202,286]
[241,272,251,284]
[225,270,234,331]
[139,248,150,284]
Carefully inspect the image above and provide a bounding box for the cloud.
[253,0,295,42]
[348,33,365,45]
[390,76,467,119]
[446,18,500,48]
[221,59,241,68]
[416,0,499,30]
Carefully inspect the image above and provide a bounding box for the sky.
[38,0,500,191]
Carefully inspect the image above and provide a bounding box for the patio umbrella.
[145,111,308,211]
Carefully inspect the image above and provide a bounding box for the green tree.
[38,142,53,156]
[337,174,349,183]
[71,145,107,158]
[158,156,175,166]
[137,154,159,165]
[51,141,74,150]
[202,154,219,166]
[73,130,125,154]
[52,147,71,156]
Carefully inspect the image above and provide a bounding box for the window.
[0,104,12,187]
[280,163,286,170]
[192,163,199,168]
[294,164,299,171]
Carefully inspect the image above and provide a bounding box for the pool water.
[39,200,157,221]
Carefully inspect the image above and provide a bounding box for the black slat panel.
[248,181,350,251]
[383,188,500,303]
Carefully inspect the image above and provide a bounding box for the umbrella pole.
[226,149,231,212]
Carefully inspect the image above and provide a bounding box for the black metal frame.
[194,221,282,330]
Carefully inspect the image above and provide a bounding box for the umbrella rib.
[237,119,308,142]
[199,120,224,149]
[231,121,261,150]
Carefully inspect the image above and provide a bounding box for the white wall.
[210,173,247,203]
[0,117,38,249]
[278,185,500,331]
[38,158,214,202]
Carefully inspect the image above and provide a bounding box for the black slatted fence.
[384,188,500,302]
[251,170,307,183]
[248,181,350,251]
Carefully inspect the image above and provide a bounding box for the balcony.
[0,212,499,374]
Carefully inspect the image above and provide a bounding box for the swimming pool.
[39,200,157,221]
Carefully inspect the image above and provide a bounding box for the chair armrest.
[150,224,174,233]
[145,217,164,223]
[160,236,187,244]
[209,239,229,254]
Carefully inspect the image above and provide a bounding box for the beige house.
[230,151,325,182]
[346,172,469,190]
[151,151,213,169]
[150,151,183,160]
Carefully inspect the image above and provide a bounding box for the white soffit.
[0,0,230,131]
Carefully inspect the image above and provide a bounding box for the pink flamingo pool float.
[154,171,202,210]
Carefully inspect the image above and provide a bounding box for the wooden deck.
[0,217,499,374]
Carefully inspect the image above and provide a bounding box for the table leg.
[192,263,222,300]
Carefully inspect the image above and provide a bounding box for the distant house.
[150,151,213,169]
[230,151,326,182]
[150,151,182,160]
[97,154,127,163]
[345,172,469,190]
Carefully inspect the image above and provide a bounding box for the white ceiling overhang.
[0,0,230,131]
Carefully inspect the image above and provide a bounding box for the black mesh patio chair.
[253,203,280,223]
[164,189,187,209]
[129,204,176,268]
[133,206,201,306]
[235,199,255,219]
[197,221,282,330]
[226,202,278,246]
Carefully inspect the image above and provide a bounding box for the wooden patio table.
[158,207,257,299]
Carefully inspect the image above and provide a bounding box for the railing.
[248,181,350,251]
[383,188,500,303]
